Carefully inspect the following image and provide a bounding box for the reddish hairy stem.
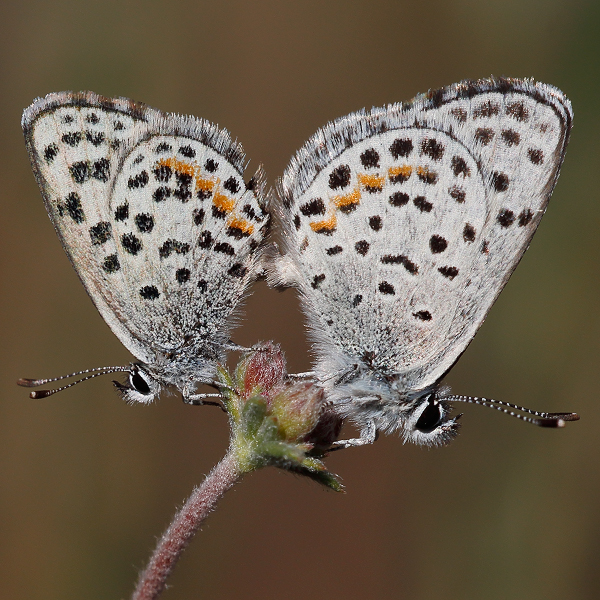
[132,452,243,600]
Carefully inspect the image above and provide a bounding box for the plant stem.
[131,450,243,600]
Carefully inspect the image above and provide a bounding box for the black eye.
[131,371,151,395]
[415,399,443,433]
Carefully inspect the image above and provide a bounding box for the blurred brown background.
[1,1,598,599]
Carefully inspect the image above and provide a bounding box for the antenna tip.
[17,378,40,387]
[547,412,580,423]
[30,390,54,399]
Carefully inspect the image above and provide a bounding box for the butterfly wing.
[276,78,572,392]
[23,92,268,367]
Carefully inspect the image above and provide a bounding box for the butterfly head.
[113,363,162,404]
[400,392,461,446]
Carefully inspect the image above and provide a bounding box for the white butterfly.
[270,77,577,447]
[20,92,269,404]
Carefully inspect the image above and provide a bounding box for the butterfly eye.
[130,370,152,395]
[415,398,443,433]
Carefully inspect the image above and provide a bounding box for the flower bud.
[239,341,286,400]
[220,343,343,490]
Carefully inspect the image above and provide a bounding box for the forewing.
[277,78,572,390]
[23,92,268,364]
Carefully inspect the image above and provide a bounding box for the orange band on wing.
[213,191,236,213]
[227,216,254,235]
[157,157,196,177]
[311,213,337,233]
[334,186,361,208]
[357,173,385,189]
[388,165,413,181]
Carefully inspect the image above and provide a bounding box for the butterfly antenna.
[17,366,130,398]
[445,395,579,427]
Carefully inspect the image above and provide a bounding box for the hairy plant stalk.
[132,451,243,600]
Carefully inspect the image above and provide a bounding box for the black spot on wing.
[135,213,154,233]
[474,128,494,145]
[379,281,395,295]
[128,171,149,189]
[115,203,129,221]
[381,254,418,274]
[176,268,191,283]
[102,254,120,273]
[474,101,499,118]
[360,148,380,168]
[528,148,544,164]
[58,192,85,223]
[390,138,413,159]
[463,223,476,242]
[70,161,90,184]
[449,186,466,202]
[506,101,529,122]
[153,164,172,182]
[242,204,262,222]
[214,242,235,255]
[413,196,433,212]
[178,145,195,158]
[62,132,82,147]
[429,235,448,253]
[226,225,250,239]
[300,198,325,216]
[173,172,192,201]
[228,263,248,278]
[223,177,241,194]
[451,156,470,177]
[413,310,432,321]
[91,158,110,182]
[518,209,534,226]
[140,286,159,300]
[355,240,370,256]
[417,169,437,185]
[501,129,520,146]
[159,239,190,258]
[329,165,351,190]
[389,192,409,207]
[89,221,112,245]
[155,142,172,153]
[44,144,58,163]
[311,274,325,289]
[491,172,509,192]
[421,138,444,161]
[198,231,213,249]
[121,233,142,255]
[85,131,105,146]
[193,208,205,226]
[369,215,382,231]
[497,208,515,227]
[438,266,459,280]
[204,159,218,172]
[153,187,171,202]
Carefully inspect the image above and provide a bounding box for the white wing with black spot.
[275,78,572,394]
[23,92,269,373]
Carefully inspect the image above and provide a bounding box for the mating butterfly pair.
[19,78,577,447]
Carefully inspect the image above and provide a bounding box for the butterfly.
[269,77,578,447]
[19,92,269,404]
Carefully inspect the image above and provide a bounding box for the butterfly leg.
[329,420,378,450]
[184,392,226,410]
[220,340,253,353]
[287,371,316,380]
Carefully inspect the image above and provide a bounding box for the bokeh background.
[1,1,599,599]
